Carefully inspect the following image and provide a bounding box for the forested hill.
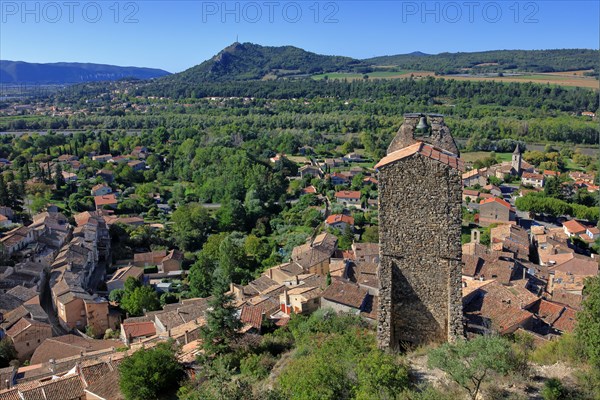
[162,42,363,83]
[0,60,171,84]
[365,49,599,74]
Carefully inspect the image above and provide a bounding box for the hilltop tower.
[511,145,522,175]
[376,113,464,350]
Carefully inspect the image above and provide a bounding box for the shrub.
[542,378,566,400]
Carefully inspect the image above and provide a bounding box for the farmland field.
[440,73,599,89]
[311,69,598,88]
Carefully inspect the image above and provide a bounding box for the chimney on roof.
[268,268,273,280]
[184,330,189,345]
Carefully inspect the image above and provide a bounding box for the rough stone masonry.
[376,113,464,350]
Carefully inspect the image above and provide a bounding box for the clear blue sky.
[1,1,598,72]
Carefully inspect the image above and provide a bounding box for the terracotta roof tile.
[374,141,463,171]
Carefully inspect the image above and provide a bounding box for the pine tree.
[0,176,9,207]
[199,273,242,358]
[54,163,65,190]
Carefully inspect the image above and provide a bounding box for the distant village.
[0,136,598,399]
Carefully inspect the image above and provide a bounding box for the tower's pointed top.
[513,145,521,155]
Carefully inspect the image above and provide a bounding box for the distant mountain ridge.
[0,60,171,85]
[157,44,599,87]
[364,49,599,74]
[163,42,363,83]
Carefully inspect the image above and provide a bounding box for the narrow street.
[39,271,68,336]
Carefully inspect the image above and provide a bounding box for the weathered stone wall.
[377,155,463,349]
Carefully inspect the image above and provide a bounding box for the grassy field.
[310,69,598,89]
[440,73,599,89]
[460,151,512,163]
[311,70,422,80]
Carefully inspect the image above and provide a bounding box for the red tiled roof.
[335,191,361,200]
[240,306,264,330]
[6,318,50,337]
[321,280,368,309]
[562,219,587,234]
[552,307,577,333]
[325,214,355,226]
[522,172,543,180]
[480,197,512,209]
[122,321,155,339]
[94,194,117,206]
[374,141,463,171]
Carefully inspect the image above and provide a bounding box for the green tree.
[119,341,183,400]
[0,338,17,368]
[54,163,65,190]
[362,225,379,242]
[171,203,214,251]
[199,275,242,358]
[427,336,519,400]
[120,277,161,317]
[575,275,600,368]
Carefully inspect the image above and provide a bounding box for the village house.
[569,171,595,184]
[60,171,78,183]
[352,242,379,263]
[160,249,184,273]
[291,232,338,275]
[347,166,364,177]
[90,184,112,197]
[521,172,544,188]
[479,197,516,227]
[120,321,156,345]
[131,146,149,159]
[133,250,167,268]
[585,226,600,241]
[320,280,371,315]
[92,154,113,163]
[490,224,530,260]
[528,299,578,335]
[325,214,355,231]
[335,190,361,208]
[330,172,351,186]
[464,280,539,335]
[542,170,560,179]
[108,155,130,164]
[483,184,502,197]
[298,165,323,179]
[462,189,480,203]
[0,226,36,257]
[462,168,487,187]
[127,160,146,172]
[106,265,144,291]
[562,219,588,238]
[279,285,323,315]
[547,254,599,297]
[343,152,364,163]
[6,317,53,361]
[94,194,118,210]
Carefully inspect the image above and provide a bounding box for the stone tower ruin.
[376,113,464,350]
